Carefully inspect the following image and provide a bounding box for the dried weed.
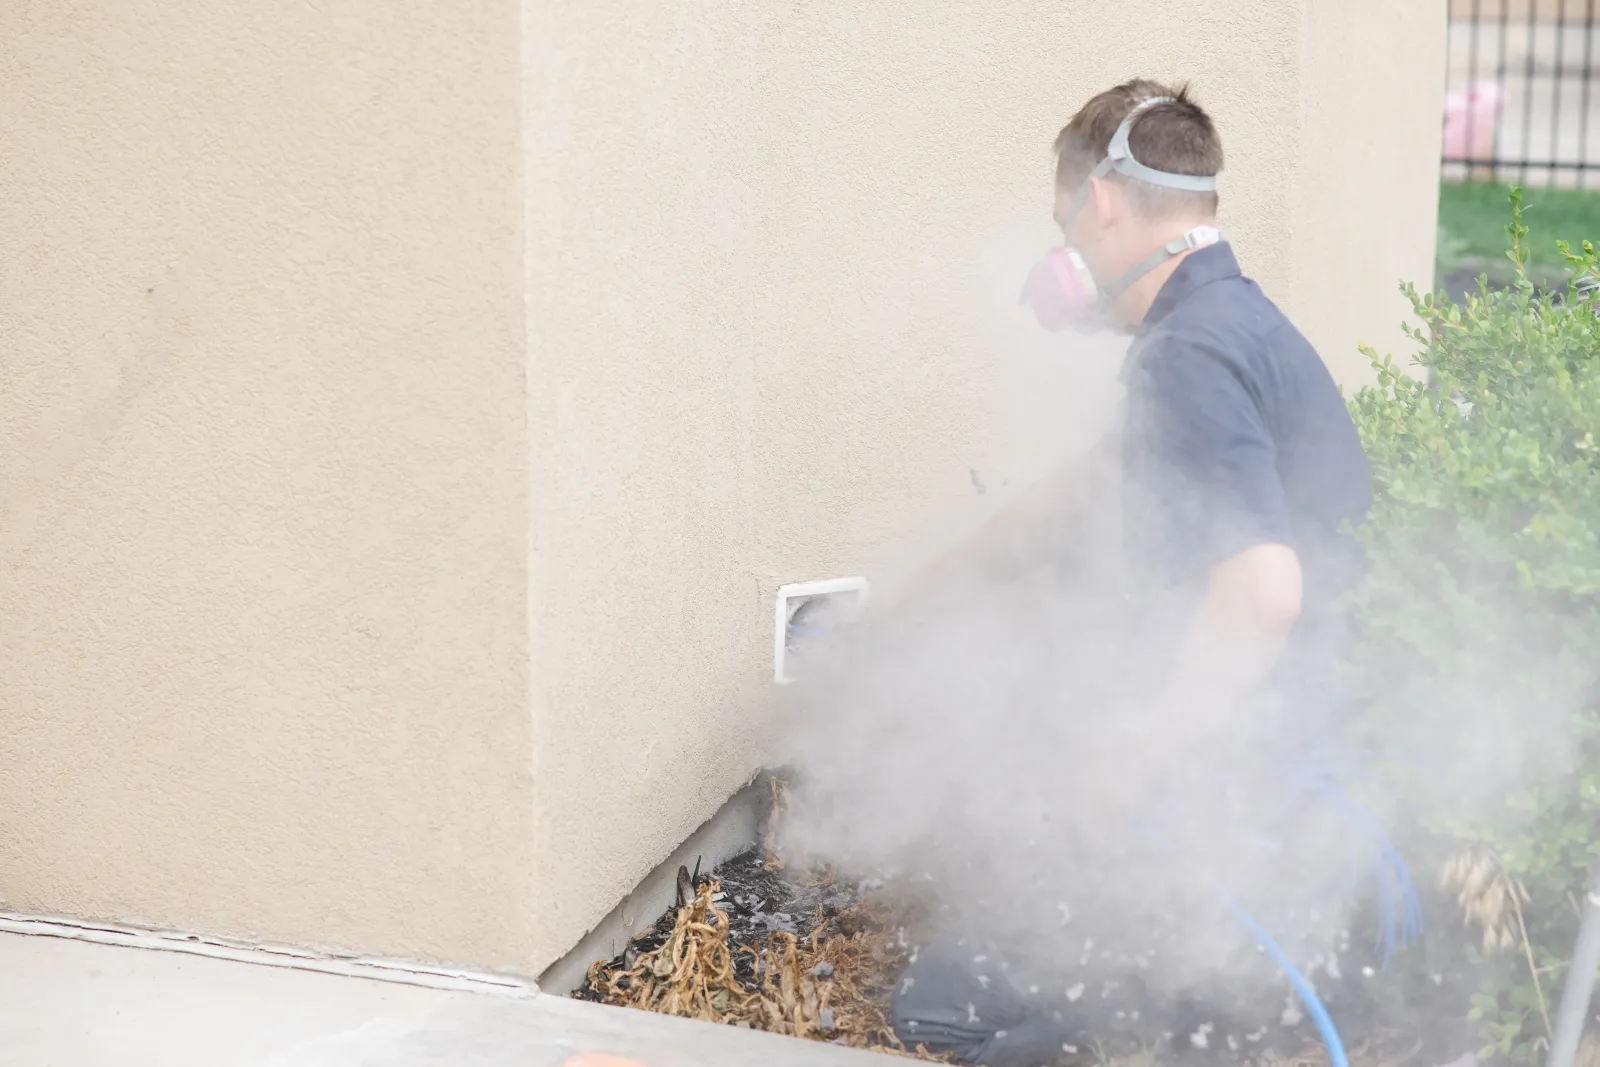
[1439,850,1523,954]
[762,774,791,871]
[587,875,949,1062]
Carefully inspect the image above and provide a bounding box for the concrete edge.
[0,911,540,997]
[529,986,910,1064]
[537,773,770,995]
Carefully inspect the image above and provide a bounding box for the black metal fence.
[1445,0,1600,187]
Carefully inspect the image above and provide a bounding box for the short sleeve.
[1127,342,1292,580]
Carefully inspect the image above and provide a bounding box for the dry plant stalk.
[1258,1049,1330,1067]
[761,774,791,871]
[1574,1031,1600,1067]
[1440,850,1522,953]
[1439,849,1553,1045]
[1248,1032,1427,1067]
[586,878,752,1023]
[586,876,947,1062]
[749,904,951,1062]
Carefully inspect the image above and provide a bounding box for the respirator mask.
[1021,96,1222,333]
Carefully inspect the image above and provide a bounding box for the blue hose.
[1136,820,1351,1067]
[1133,762,1418,1067]
[1288,769,1425,964]
[1220,894,1351,1067]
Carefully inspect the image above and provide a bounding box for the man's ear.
[1087,175,1118,230]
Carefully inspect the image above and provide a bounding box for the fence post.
[1546,851,1600,1067]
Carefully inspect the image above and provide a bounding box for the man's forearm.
[1158,593,1293,733]
[1149,543,1304,752]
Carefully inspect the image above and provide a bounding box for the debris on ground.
[576,777,1478,1067]
[578,849,949,1060]
[574,850,1438,1067]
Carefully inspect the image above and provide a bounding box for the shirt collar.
[1135,240,1241,335]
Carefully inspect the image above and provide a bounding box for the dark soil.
[897,899,1480,1067]
[575,848,1481,1067]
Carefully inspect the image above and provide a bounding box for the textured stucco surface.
[2,0,1440,974]
[522,0,1442,967]
[0,2,534,967]
[1286,0,1447,384]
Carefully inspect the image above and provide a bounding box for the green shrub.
[1348,189,1600,1064]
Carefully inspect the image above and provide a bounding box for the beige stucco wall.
[3,0,1441,975]
[1288,0,1447,383]
[0,2,535,968]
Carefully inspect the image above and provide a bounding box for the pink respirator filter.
[1021,247,1099,331]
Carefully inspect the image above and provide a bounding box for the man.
[887,80,1373,1066]
[1028,78,1372,793]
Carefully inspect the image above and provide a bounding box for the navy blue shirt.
[1120,242,1371,708]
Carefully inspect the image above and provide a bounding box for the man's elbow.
[1216,542,1304,636]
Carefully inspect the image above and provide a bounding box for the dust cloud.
[766,248,1586,1049]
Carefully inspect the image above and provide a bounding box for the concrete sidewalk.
[0,930,891,1067]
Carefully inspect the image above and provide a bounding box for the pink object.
[1020,247,1099,331]
[1442,82,1506,162]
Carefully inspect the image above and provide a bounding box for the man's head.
[1051,80,1223,292]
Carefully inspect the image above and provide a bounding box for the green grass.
[1437,181,1600,281]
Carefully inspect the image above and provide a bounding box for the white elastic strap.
[1098,226,1225,306]
[1165,225,1224,253]
[1060,96,1219,227]
[1104,97,1218,193]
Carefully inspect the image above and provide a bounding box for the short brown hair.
[1053,79,1222,220]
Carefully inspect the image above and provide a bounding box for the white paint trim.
[0,912,539,998]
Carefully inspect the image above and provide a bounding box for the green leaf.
[1352,184,1600,1067]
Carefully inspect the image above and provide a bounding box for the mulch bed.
[575,780,1479,1067]
[576,846,945,1058]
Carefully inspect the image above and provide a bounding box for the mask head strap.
[1060,96,1220,231]
[1098,224,1225,307]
